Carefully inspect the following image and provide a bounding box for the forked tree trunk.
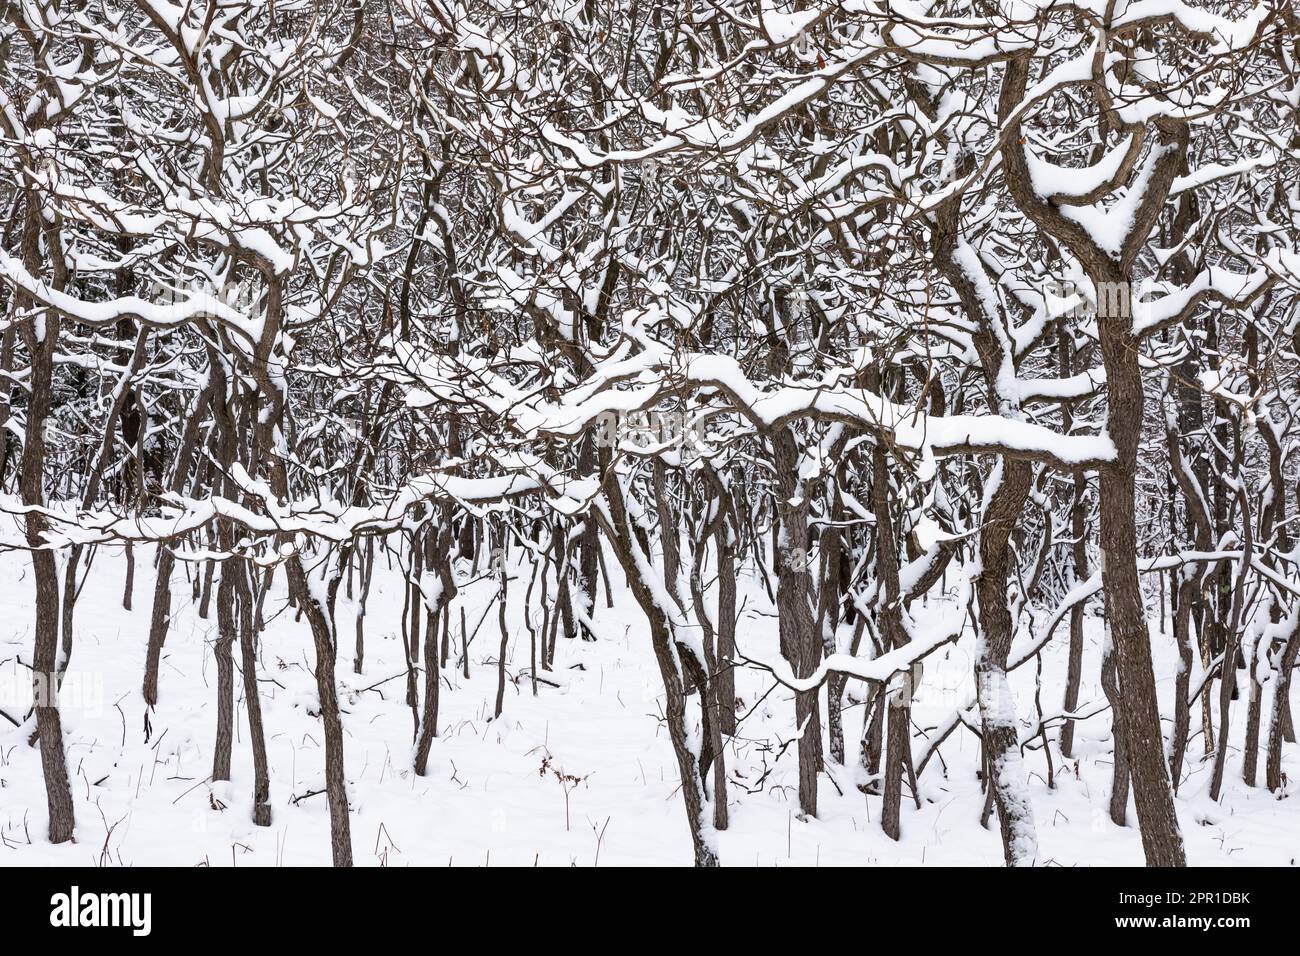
[596,480,718,866]
[1000,53,1187,865]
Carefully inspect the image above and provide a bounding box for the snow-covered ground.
[1,543,1296,866]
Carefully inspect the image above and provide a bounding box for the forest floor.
[1,542,1296,866]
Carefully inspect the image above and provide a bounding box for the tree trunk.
[872,440,907,841]
[973,459,1038,865]
[212,563,236,782]
[285,555,353,866]
[772,426,822,817]
[1096,330,1184,864]
[18,305,75,842]
[233,559,272,826]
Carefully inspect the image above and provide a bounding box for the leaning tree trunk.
[242,274,352,866]
[596,480,719,866]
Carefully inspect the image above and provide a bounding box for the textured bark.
[973,460,1038,865]
[1058,330,1089,760]
[415,531,456,775]
[142,549,177,708]
[1167,575,1196,790]
[1100,635,1130,826]
[494,531,510,720]
[353,538,375,674]
[1262,418,1296,790]
[772,426,823,817]
[421,616,445,746]
[17,211,75,844]
[717,511,738,737]
[209,368,243,783]
[1060,476,1089,759]
[288,556,353,866]
[29,544,74,845]
[198,559,216,620]
[576,433,600,633]
[999,53,1187,864]
[690,469,731,831]
[232,559,271,826]
[122,542,135,611]
[1242,681,1263,787]
[858,681,883,781]
[1097,383,1182,864]
[212,564,236,782]
[872,439,908,841]
[1266,611,1300,792]
[408,528,423,666]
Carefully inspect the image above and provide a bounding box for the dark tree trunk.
[415,524,456,775]
[1060,474,1089,759]
[233,559,272,826]
[212,563,236,782]
[872,439,907,841]
[285,555,353,866]
[973,459,1037,865]
[1101,637,1130,826]
[772,426,823,818]
[17,212,75,844]
[717,514,738,736]
[1266,618,1300,792]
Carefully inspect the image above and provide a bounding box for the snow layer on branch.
[740,570,971,693]
[0,250,264,341]
[1024,135,1136,202]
